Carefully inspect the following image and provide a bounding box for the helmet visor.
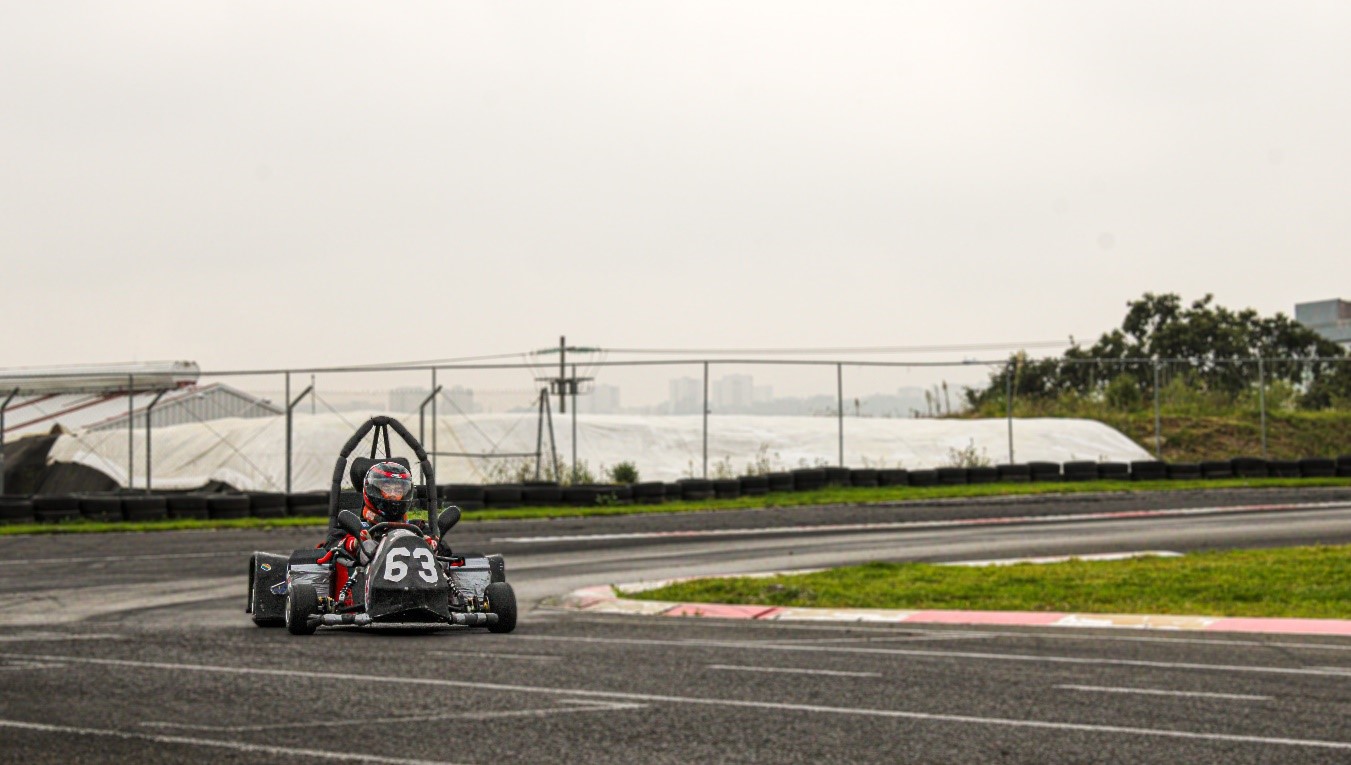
[368,473,413,501]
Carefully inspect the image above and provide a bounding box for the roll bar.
[328,416,439,538]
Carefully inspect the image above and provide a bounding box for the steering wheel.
[365,521,422,539]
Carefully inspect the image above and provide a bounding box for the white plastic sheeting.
[46,413,1153,492]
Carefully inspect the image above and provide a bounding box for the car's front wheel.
[286,583,320,635]
[485,582,517,634]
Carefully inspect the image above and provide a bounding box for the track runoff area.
[3,488,1351,763]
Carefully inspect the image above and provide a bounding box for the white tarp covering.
[47,413,1152,492]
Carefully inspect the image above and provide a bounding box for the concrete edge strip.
[545,584,1351,637]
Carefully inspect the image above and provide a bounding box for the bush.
[608,461,639,484]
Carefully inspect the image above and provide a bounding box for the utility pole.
[533,337,599,482]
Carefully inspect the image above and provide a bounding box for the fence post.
[1257,357,1268,459]
[836,363,844,467]
[285,375,314,493]
[1006,361,1014,464]
[127,374,135,490]
[144,390,167,493]
[431,368,438,480]
[1152,360,1162,459]
[702,361,709,479]
[0,388,19,495]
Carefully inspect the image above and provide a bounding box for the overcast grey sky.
[4,2,1348,382]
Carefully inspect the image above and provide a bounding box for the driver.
[319,461,437,605]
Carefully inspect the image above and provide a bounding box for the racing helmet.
[362,461,415,522]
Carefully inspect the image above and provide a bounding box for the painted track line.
[708,664,881,678]
[12,653,1351,751]
[492,500,1351,543]
[1057,685,1272,701]
[0,719,467,765]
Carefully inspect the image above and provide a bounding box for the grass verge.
[1,477,1348,536]
[630,545,1351,619]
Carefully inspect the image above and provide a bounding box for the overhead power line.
[599,340,1073,356]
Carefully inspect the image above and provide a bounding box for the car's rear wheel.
[286,583,320,635]
[484,582,517,634]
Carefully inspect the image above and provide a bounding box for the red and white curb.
[546,581,1351,638]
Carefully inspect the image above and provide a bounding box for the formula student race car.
[246,416,517,635]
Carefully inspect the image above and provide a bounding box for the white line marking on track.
[1057,685,1272,702]
[510,634,1351,678]
[0,632,122,642]
[0,719,468,765]
[0,660,65,671]
[141,699,645,732]
[708,664,881,678]
[424,651,560,662]
[13,654,1351,751]
[0,551,250,567]
[490,501,1351,543]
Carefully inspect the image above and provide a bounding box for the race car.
[246,415,517,635]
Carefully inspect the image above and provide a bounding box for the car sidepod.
[248,552,289,625]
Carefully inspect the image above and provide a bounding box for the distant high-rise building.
[713,375,755,410]
[668,377,702,414]
[1296,299,1351,347]
[577,383,621,414]
[388,387,429,413]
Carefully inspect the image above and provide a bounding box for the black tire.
[936,467,968,486]
[1028,462,1062,482]
[848,469,879,488]
[250,492,287,519]
[877,469,908,487]
[1129,461,1167,481]
[677,479,714,502]
[737,476,769,496]
[166,494,210,520]
[791,469,826,492]
[631,481,666,504]
[1062,461,1099,482]
[1167,462,1202,480]
[1269,460,1302,478]
[122,496,167,522]
[1200,460,1233,479]
[208,494,250,520]
[285,492,327,517]
[823,467,851,487]
[0,497,35,525]
[907,469,937,487]
[286,583,320,635]
[32,495,80,523]
[766,472,795,492]
[521,485,563,506]
[967,467,999,484]
[78,494,123,522]
[562,486,601,506]
[1098,462,1129,481]
[1337,455,1351,477]
[713,479,740,499]
[439,484,486,503]
[1299,458,1336,478]
[485,581,517,634]
[1230,457,1269,479]
[483,485,524,508]
[996,464,1030,483]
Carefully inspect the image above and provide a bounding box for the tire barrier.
[482,485,524,508]
[207,494,250,520]
[823,467,851,487]
[0,496,35,524]
[908,469,937,487]
[738,476,769,497]
[1130,460,1168,481]
[713,479,741,499]
[677,479,714,502]
[168,494,210,520]
[1167,462,1202,480]
[791,469,826,492]
[79,494,123,522]
[32,495,80,524]
[1269,460,1301,478]
[878,468,909,486]
[766,472,795,492]
[1299,458,1337,478]
[284,492,327,518]
[631,481,666,504]
[9,450,1351,525]
[968,466,1000,484]
[1098,462,1129,481]
[1062,461,1099,482]
[1029,462,1062,482]
[122,496,167,522]
[936,467,968,486]
[1201,461,1233,479]
[248,492,287,519]
[848,469,879,488]
[1231,457,1269,478]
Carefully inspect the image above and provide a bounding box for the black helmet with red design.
[362,461,415,523]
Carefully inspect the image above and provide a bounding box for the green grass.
[630,545,1351,619]
[2,477,1348,536]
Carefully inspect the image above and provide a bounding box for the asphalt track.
[3,487,1351,764]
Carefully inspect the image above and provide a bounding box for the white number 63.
[383,547,438,584]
